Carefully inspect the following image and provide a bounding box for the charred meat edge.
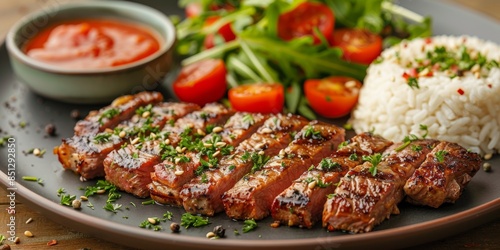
[74,91,163,136]
[55,96,170,179]
[180,114,309,216]
[222,121,345,220]
[271,132,393,228]
[322,139,439,233]
[148,103,235,205]
[103,102,201,197]
[404,141,481,208]
[146,112,268,205]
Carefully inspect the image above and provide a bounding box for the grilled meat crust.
[148,112,268,205]
[404,141,481,208]
[56,134,123,179]
[148,103,235,204]
[323,139,439,233]
[73,92,163,136]
[103,103,200,197]
[56,101,174,179]
[180,114,309,216]
[271,133,393,228]
[222,121,345,220]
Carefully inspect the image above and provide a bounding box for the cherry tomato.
[330,28,383,65]
[228,83,285,114]
[304,76,362,118]
[203,16,236,49]
[185,3,203,18]
[173,59,227,106]
[277,2,334,44]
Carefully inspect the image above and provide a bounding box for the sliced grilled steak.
[148,103,235,205]
[404,141,481,208]
[56,102,180,179]
[222,121,345,220]
[322,139,439,233]
[271,133,392,228]
[74,91,163,136]
[148,112,268,205]
[181,114,308,216]
[103,103,200,197]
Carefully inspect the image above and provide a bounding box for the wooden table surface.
[1,0,499,249]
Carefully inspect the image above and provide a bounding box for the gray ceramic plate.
[1,1,499,249]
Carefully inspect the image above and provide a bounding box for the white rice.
[349,35,500,155]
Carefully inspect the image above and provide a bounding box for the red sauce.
[24,19,160,69]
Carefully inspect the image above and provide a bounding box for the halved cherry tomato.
[173,59,227,106]
[203,16,236,49]
[228,83,284,114]
[304,76,362,118]
[330,28,383,65]
[277,2,334,44]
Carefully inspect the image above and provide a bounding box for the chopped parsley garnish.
[319,158,341,171]
[407,77,419,89]
[139,212,173,231]
[242,114,255,125]
[395,134,419,151]
[348,153,358,161]
[22,176,44,185]
[60,194,76,206]
[411,144,423,152]
[135,104,153,116]
[84,180,117,197]
[435,150,448,163]
[242,219,258,233]
[98,108,120,125]
[337,141,349,149]
[303,126,322,139]
[103,203,122,213]
[57,187,66,197]
[93,133,112,144]
[180,213,210,228]
[362,153,383,176]
[326,193,336,199]
[201,172,208,183]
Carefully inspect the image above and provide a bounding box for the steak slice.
[180,114,308,216]
[103,102,200,197]
[74,91,163,136]
[322,139,439,233]
[271,132,392,228]
[404,141,481,208]
[148,103,235,205]
[56,102,180,179]
[222,121,345,220]
[148,112,268,205]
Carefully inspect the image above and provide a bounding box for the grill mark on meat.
[222,121,345,220]
[323,139,439,233]
[404,141,481,208]
[180,114,308,216]
[271,133,392,228]
[73,92,163,136]
[148,112,268,205]
[148,103,235,205]
[103,103,200,197]
[56,101,182,179]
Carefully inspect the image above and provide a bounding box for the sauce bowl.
[6,1,176,104]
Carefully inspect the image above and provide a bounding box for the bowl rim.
[5,0,176,75]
